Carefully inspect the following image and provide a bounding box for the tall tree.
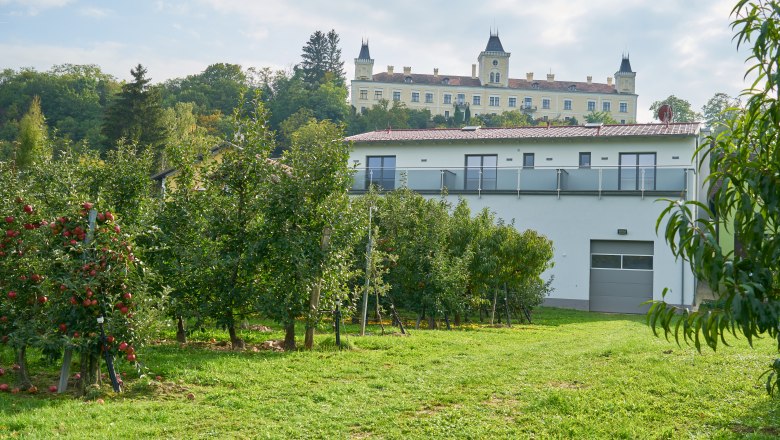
[701,92,741,133]
[299,29,346,89]
[649,95,702,122]
[102,64,167,167]
[649,0,780,394]
[15,96,50,170]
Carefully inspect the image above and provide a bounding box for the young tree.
[258,120,356,350]
[649,95,702,122]
[649,0,780,394]
[584,111,618,124]
[701,92,741,133]
[15,96,50,170]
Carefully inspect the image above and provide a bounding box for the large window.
[489,96,500,106]
[457,94,465,105]
[523,153,535,169]
[524,97,532,109]
[602,101,611,112]
[619,153,656,190]
[508,97,517,108]
[366,156,396,190]
[465,154,497,190]
[619,102,628,113]
[359,89,368,100]
[473,95,481,106]
[392,91,401,101]
[587,101,596,112]
[411,92,420,102]
[374,90,383,100]
[542,98,551,109]
[564,99,572,110]
[425,92,434,103]
[443,94,452,104]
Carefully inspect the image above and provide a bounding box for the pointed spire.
[485,30,505,53]
[358,39,371,60]
[619,53,633,73]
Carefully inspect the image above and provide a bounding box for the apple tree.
[258,119,357,350]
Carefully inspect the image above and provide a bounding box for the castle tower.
[614,54,636,94]
[354,40,374,80]
[478,31,510,87]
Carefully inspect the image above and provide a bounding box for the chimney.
[433,68,438,77]
[472,64,477,79]
[403,66,411,75]
[587,75,592,84]
[546,73,555,82]
[526,72,534,81]
[607,76,613,86]
[387,65,394,74]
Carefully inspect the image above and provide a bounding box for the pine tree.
[299,29,346,89]
[325,29,346,88]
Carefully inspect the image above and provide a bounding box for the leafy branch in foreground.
[649,0,780,395]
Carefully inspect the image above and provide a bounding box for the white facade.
[346,124,703,313]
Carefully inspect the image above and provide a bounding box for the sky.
[0,0,750,122]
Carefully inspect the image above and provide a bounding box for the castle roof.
[484,33,505,53]
[346,123,701,144]
[358,42,371,60]
[619,55,633,73]
[367,72,618,94]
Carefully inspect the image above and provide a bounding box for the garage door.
[590,241,653,314]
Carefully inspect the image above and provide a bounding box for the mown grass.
[1,307,779,439]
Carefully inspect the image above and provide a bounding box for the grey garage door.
[590,240,653,314]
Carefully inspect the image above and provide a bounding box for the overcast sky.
[0,0,749,122]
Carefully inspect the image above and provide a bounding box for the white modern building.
[345,123,704,314]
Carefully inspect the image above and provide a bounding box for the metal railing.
[353,166,692,197]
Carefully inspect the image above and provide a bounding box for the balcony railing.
[352,166,692,198]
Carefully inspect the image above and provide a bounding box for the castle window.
[442,78,450,85]
[489,96,500,106]
[490,72,495,83]
[411,92,420,103]
[508,97,517,108]
[492,59,498,66]
[602,101,611,112]
[564,99,572,110]
[425,92,434,103]
[404,76,413,83]
[568,84,577,92]
[532,82,540,89]
[443,94,452,104]
[619,102,628,113]
[473,95,481,106]
[374,90,383,100]
[457,94,465,105]
[495,73,500,83]
[359,89,368,100]
[587,101,596,112]
[393,91,401,101]
[542,98,550,109]
[523,97,532,109]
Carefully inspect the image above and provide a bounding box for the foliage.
[102,64,167,168]
[298,29,346,89]
[649,0,780,395]
[584,111,618,124]
[15,96,51,170]
[649,95,702,122]
[701,92,741,133]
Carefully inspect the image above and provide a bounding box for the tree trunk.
[415,313,423,330]
[444,312,451,330]
[490,288,498,325]
[79,351,101,394]
[226,310,245,350]
[14,345,33,390]
[305,228,330,350]
[427,314,437,330]
[176,316,187,343]
[284,318,296,351]
[454,313,461,327]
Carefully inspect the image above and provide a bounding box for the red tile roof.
[346,123,701,143]
[366,72,619,94]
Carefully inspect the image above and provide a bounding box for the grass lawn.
[1,307,779,439]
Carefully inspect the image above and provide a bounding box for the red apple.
[23,223,34,230]
[12,364,20,371]
[74,373,81,380]
[70,296,78,305]
[123,292,132,300]
[49,385,58,393]
[126,353,136,362]
[155,375,162,381]
[83,299,91,307]
[11,387,20,394]
[0,368,5,376]
[89,270,97,277]
[7,291,16,299]
[0,316,7,322]
[114,225,121,233]
[59,323,67,332]
[118,342,128,351]
[107,335,115,343]
[27,385,37,393]
[23,205,33,214]
[82,202,93,210]
[30,274,42,283]
[4,216,13,223]
[105,212,114,221]
[38,296,47,304]
[0,383,8,392]
[120,306,129,315]
[73,332,80,338]
[60,284,67,291]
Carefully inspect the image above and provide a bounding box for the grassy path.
[1,308,778,439]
